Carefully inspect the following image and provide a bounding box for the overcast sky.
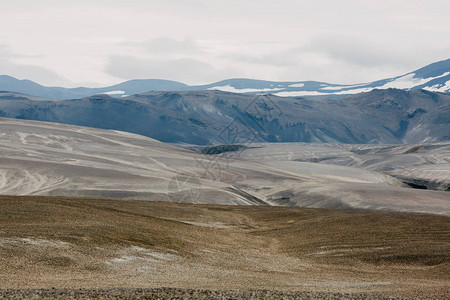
[0,0,449,87]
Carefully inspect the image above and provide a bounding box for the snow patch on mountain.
[333,87,376,95]
[103,90,126,95]
[320,83,367,90]
[288,83,305,88]
[423,79,450,93]
[379,72,450,89]
[207,85,283,93]
[0,59,449,98]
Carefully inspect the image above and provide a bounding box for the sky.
[0,0,449,87]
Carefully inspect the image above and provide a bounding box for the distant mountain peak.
[0,58,449,99]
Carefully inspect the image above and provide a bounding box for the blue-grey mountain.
[0,59,449,99]
[0,88,448,145]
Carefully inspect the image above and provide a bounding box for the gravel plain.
[0,288,445,299]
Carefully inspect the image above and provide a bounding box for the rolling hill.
[0,118,448,215]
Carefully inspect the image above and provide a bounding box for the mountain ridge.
[0,58,449,99]
[0,88,448,145]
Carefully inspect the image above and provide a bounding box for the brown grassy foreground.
[0,195,449,298]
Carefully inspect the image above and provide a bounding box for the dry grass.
[0,195,449,298]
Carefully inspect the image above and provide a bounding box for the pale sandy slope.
[232,142,450,190]
[0,118,448,215]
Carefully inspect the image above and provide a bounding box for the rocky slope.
[0,88,448,145]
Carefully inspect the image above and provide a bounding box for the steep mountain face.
[0,89,448,145]
[0,59,449,99]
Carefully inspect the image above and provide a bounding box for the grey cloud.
[105,55,239,83]
[221,35,450,84]
[222,52,297,67]
[220,41,420,84]
[226,36,418,70]
[302,34,425,68]
[120,37,203,56]
[0,45,65,85]
[2,0,450,87]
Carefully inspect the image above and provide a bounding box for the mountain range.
[0,59,449,99]
[0,88,448,145]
